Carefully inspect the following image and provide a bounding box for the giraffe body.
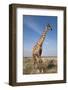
[32,24,52,73]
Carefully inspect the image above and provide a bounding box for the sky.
[23,15,57,57]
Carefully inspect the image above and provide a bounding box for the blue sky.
[23,15,57,57]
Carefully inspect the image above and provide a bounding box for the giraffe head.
[47,24,52,31]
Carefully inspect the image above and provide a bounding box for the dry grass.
[23,56,57,75]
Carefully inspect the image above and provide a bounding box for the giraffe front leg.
[33,55,40,73]
[34,56,43,73]
[33,55,37,69]
[34,55,39,69]
[37,58,44,73]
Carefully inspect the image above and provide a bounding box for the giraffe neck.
[37,27,49,46]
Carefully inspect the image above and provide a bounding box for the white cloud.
[24,17,42,35]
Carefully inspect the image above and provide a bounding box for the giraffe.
[32,24,52,73]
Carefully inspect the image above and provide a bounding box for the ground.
[23,56,57,75]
